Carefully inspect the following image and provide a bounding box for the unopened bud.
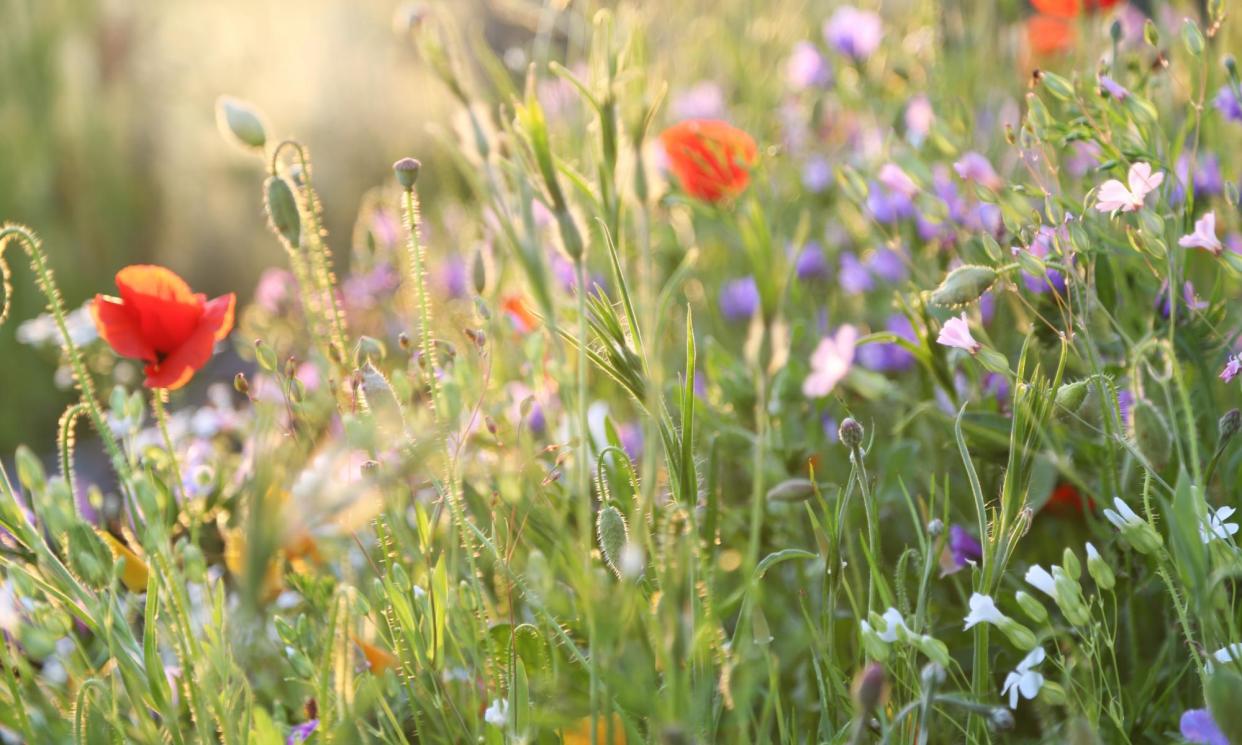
[1110,19,1123,44]
[1084,542,1115,591]
[1225,55,1239,80]
[398,332,412,351]
[393,157,422,191]
[234,372,250,394]
[1220,408,1240,441]
[997,617,1039,651]
[926,518,945,537]
[852,663,888,714]
[216,96,267,149]
[929,265,997,308]
[839,418,864,449]
[989,708,1015,731]
[1061,547,1081,580]
[1014,591,1049,624]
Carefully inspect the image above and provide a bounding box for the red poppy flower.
[1027,15,1075,56]
[660,119,758,203]
[1042,482,1096,515]
[501,294,539,335]
[1031,0,1120,18]
[92,265,236,390]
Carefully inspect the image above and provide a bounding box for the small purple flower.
[371,208,400,248]
[878,163,918,198]
[821,413,839,443]
[786,41,830,90]
[1097,75,1129,101]
[838,252,874,294]
[965,203,1004,239]
[288,719,318,745]
[948,525,983,569]
[866,182,916,224]
[1215,86,1242,124]
[619,422,644,461]
[438,256,467,298]
[1066,141,1102,179]
[857,314,915,373]
[1175,154,1224,201]
[953,152,1002,190]
[719,276,760,321]
[802,156,833,193]
[1017,226,1067,295]
[342,263,399,311]
[1117,389,1135,427]
[794,242,830,281]
[254,268,297,313]
[671,81,727,120]
[1158,281,1208,318]
[865,247,907,283]
[824,6,883,60]
[1180,709,1228,745]
[979,291,996,326]
[1222,356,1242,383]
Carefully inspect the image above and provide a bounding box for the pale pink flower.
[803,325,858,398]
[1221,355,1242,383]
[1094,162,1164,213]
[937,313,981,354]
[1178,211,1223,255]
[878,163,919,198]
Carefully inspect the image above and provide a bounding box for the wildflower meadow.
[4,0,1242,742]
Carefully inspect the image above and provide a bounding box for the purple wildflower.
[1180,709,1228,745]
[905,95,934,145]
[794,242,830,281]
[838,252,874,294]
[983,372,1010,406]
[786,41,830,90]
[619,422,644,461]
[857,314,915,373]
[1066,141,1101,179]
[371,208,400,248]
[1174,153,1224,201]
[866,182,916,224]
[1215,86,1242,124]
[1097,75,1129,101]
[802,156,833,193]
[948,525,983,569]
[865,247,907,283]
[1157,281,1208,318]
[719,276,760,321]
[1117,390,1135,427]
[342,264,399,311]
[1222,356,1242,383]
[438,256,467,298]
[1016,226,1067,294]
[821,413,839,443]
[254,268,297,313]
[953,152,1002,190]
[823,6,883,60]
[288,720,319,745]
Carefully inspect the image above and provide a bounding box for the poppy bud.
[393,157,422,191]
[929,265,997,308]
[1220,408,1240,441]
[234,372,250,395]
[766,478,816,503]
[472,245,488,294]
[597,505,628,579]
[216,96,267,149]
[852,663,888,715]
[838,418,864,449]
[265,177,301,248]
[926,518,945,537]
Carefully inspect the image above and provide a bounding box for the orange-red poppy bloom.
[92,265,236,390]
[1042,482,1096,515]
[502,294,539,335]
[1031,0,1120,17]
[660,119,758,203]
[1027,15,1075,56]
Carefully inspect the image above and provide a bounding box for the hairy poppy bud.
[597,506,628,578]
[393,157,422,191]
[1220,408,1240,441]
[929,265,997,307]
[265,177,301,247]
[839,418,864,449]
[216,96,267,149]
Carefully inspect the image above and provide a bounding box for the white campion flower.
[1024,565,1057,599]
[877,607,911,643]
[1102,497,1144,531]
[963,593,1006,630]
[484,699,510,728]
[1001,647,1046,709]
[1199,506,1240,544]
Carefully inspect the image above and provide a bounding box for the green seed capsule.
[929,265,997,307]
[216,96,267,149]
[766,478,816,503]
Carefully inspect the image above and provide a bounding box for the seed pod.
[1131,399,1171,469]
[216,96,267,149]
[1054,379,1090,419]
[265,177,301,247]
[596,506,628,578]
[393,157,421,190]
[929,265,997,307]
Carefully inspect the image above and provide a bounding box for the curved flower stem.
[850,443,881,613]
[0,225,132,487]
[57,403,87,517]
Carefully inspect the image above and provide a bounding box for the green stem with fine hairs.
[0,225,132,487]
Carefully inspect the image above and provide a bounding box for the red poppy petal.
[91,295,157,361]
[141,293,235,390]
[115,265,205,354]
